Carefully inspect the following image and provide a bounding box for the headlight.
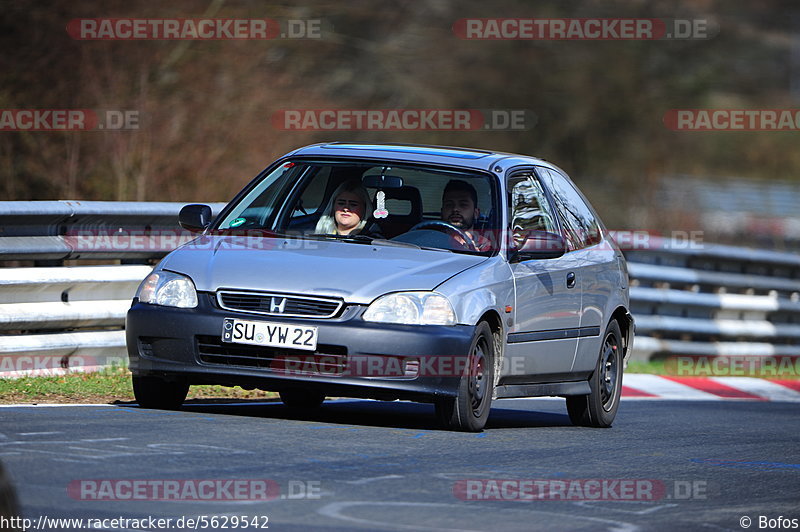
[363,292,456,326]
[136,271,198,308]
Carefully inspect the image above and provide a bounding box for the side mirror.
[179,204,213,232]
[514,231,566,261]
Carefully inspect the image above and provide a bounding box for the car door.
[536,167,615,374]
[503,170,582,383]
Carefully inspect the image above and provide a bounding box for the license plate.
[222,318,318,351]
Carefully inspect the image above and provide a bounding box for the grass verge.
[0,367,278,404]
[625,360,668,375]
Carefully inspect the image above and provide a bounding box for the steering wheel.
[408,220,478,252]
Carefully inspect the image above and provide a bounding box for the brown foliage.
[1,0,797,233]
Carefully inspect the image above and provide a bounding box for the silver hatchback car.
[126,143,633,432]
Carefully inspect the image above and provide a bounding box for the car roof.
[284,142,558,174]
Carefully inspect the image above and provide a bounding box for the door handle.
[566,272,576,289]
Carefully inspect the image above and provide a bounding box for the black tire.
[280,389,326,410]
[132,375,189,410]
[435,322,495,432]
[0,462,21,530]
[566,320,623,428]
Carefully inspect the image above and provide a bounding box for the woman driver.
[314,180,374,236]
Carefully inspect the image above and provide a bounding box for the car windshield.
[215,160,500,255]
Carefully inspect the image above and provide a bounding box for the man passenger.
[441,179,492,252]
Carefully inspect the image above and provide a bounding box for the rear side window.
[537,167,602,250]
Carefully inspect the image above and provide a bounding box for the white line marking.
[345,474,405,485]
[0,403,113,408]
[573,500,680,515]
[181,402,281,407]
[318,501,640,532]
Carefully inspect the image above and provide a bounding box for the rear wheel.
[132,375,189,410]
[435,322,495,432]
[566,320,623,427]
[280,389,326,410]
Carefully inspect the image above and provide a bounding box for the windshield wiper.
[306,233,376,244]
[370,239,422,249]
[304,234,449,252]
[210,227,281,237]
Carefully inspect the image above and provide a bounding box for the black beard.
[449,219,473,230]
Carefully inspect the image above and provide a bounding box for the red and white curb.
[623,374,800,402]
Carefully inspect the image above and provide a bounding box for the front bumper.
[125,294,475,401]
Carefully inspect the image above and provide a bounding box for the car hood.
[160,235,488,305]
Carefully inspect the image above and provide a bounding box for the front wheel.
[132,375,189,410]
[435,322,495,432]
[566,320,623,427]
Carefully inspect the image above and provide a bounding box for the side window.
[507,173,558,249]
[537,167,602,250]
[219,163,298,229]
[290,166,331,220]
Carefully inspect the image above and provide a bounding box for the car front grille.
[216,290,343,318]
[196,335,348,375]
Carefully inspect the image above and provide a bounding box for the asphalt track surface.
[1,397,798,531]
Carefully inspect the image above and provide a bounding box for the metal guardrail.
[0,200,225,261]
[626,237,800,360]
[0,265,146,376]
[0,202,798,376]
[0,201,223,377]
